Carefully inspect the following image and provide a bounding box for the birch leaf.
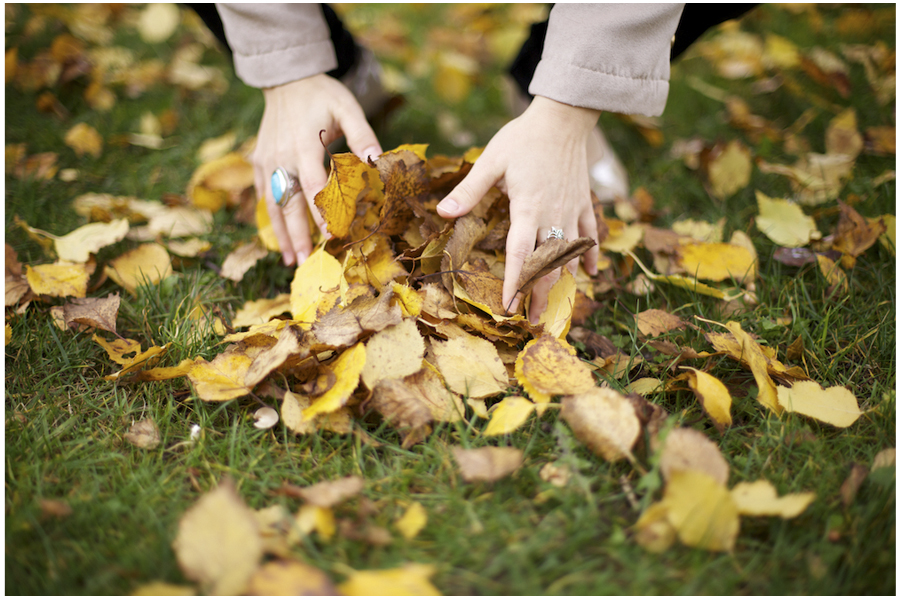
[560,387,640,462]
[664,470,740,552]
[730,479,815,518]
[432,333,508,398]
[681,367,733,431]
[483,395,535,436]
[776,380,862,428]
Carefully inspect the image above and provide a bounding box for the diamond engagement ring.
[271,167,301,207]
[547,227,565,240]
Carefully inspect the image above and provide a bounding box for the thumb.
[436,155,501,219]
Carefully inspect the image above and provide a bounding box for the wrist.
[527,96,601,133]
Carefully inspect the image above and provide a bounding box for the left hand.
[436,96,601,321]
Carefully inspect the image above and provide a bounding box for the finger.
[280,189,313,264]
[502,214,539,314]
[528,269,560,323]
[255,162,296,266]
[295,146,331,240]
[336,100,383,162]
[436,153,501,219]
[577,204,600,275]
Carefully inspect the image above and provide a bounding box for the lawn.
[5,3,895,595]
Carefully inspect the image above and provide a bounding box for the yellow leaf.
[172,478,263,595]
[451,446,523,483]
[825,108,863,159]
[220,239,268,282]
[361,319,425,389]
[560,387,640,462]
[295,504,336,541]
[708,140,752,199]
[755,191,821,247]
[337,563,440,596]
[433,52,475,104]
[763,33,800,69]
[54,218,129,263]
[672,217,725,243]
[187,351,253,401]
[25,263,89,298]
[681,367,733,431]
[483,395,535,436]
[635,309,686,337]
[537,267,576,339]
[664,470,740,552]
[4,323,11,346]
[600,219,644,253]
[64,122,103,158]
[678,242,756,283]
[232,294,291,329]
[515,336,594,403]
[432,333,508,399]
[135,358,198,382]
[290,246,342,327]
[624,377,664,395]
[282,390,316,434]
[302,342,366,420]
[634,501,677,553]
[776,380,862,428]
[314,152,382,239]
[730,479,815,518]
[724,321,781,413]
[815,254,848,293]
[395,501,427,540]
[104,243,172,295]
[245,559,337,596]
[660,427,730,486]
[391,281,423,318]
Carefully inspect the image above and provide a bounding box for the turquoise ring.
[271,167,300,207]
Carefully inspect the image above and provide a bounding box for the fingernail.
[437,198,459,216]
[362,146,381,163]
[282,252,295,267]
[509,296,520,314]
[295,251,307,265]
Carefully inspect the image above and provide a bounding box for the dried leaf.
[221,239,268,282]
[537,267,576,339]
[515,336,594,403]
[634,501,677,553]
[25,263,89,298]
[681,367,733,432]
[188,350,253,401]
[290,246,342,327]
[370,377,433,447]
[124,418,161,449]
[314,152,382,238]
[561,387,640,462]
[731,479,816,517]
[635,309,686,337]
[104,243,172,295]
[451,445,523,482]
[707,140,752,199]
[755,191,821,247]
[825,108,863,159]
[516,237,596,299]
[172,478,263,595]
[664,470,739,552]
[54,218,129,263]
[432,333,508,398]
[659,428,730,486]
[483,395,535,436]
[233,294,291,329]
[776,380,862,428]
[244,327,303,388]
[131,581,196,596]
[296,475,364,507]
[831,201,886,268]
[245,559,338,596]
[59,293,120,334]
[361,319,425,389]
[395,501,427,540]
[64,122,103,158]
[302,342,366,420]
[816,254,848,294]
[723,321,781,413]
[677,242,756,283]
[337,563,440,596]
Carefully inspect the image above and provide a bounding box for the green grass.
[5,3,895,595]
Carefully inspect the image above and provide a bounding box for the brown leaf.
[39,498,73,520]
[567,326,619,360]
[515,237,597,300]
[221,239,268,282]
[451,446,523,483]
[831,201,886,268]
[312,304,364,347]
[370,377,433,448]
[60,293,120,334]
[124,418,161,449]
[840,463,868,507]
[441,213,487,294]
[659,427,730,486]
[635,309,686,337]
[296,475,365,507]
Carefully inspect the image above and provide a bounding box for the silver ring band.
[271,167,301,207]
[547,227,565,240]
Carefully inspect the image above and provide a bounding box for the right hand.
[255,73,382,266]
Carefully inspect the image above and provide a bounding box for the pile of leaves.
[5,3,896,595]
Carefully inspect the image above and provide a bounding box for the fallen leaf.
[515,237,597,299]
[337,563,440,596]
[681,367,733,432]
[137,2,180,43]
[560,387,640,462]
[452,445,523,483]
[314,152,382,238]
[831,201,886,268]
[539,462,572,488]
[707,140,752,199]
[730,479,816,517]
[723,321,781,413]
[664,470,740,552]
[59,293,120,334]
[678,242,756,283]
[633,501,677,553]
[131,581,196,596]
[295,504,336,540]
[816,254,848,294]
[635,309,686,337]
[515,336,594,403]
[432,333,508,398]
[124,418,161,449]
[776,380,862,428]
[825,107,863,159]
[64,122,103,157]
[245,559,337,596]
[361,319,425,389]
[25,263,89,298]
[172,478,263,595]
[243,327,303,388]
[188,350,253,401]
[296,475,364,507]
[872,448,896,472]
[537,267,576,338]
[104,243,173,295]
[302,342,366,419]
[370,377,433,448]
[221,239,268,282]
[659,427,730,486]
[53,218,129,263]
[233,294,291,329]
[755,191,821,247]
[290,246,342,327]
[483,395,535,436]
[39,498,73,520]
[395,501,427,540]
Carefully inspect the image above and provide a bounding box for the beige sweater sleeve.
[215,3,336,88]
[529,4,685,116]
